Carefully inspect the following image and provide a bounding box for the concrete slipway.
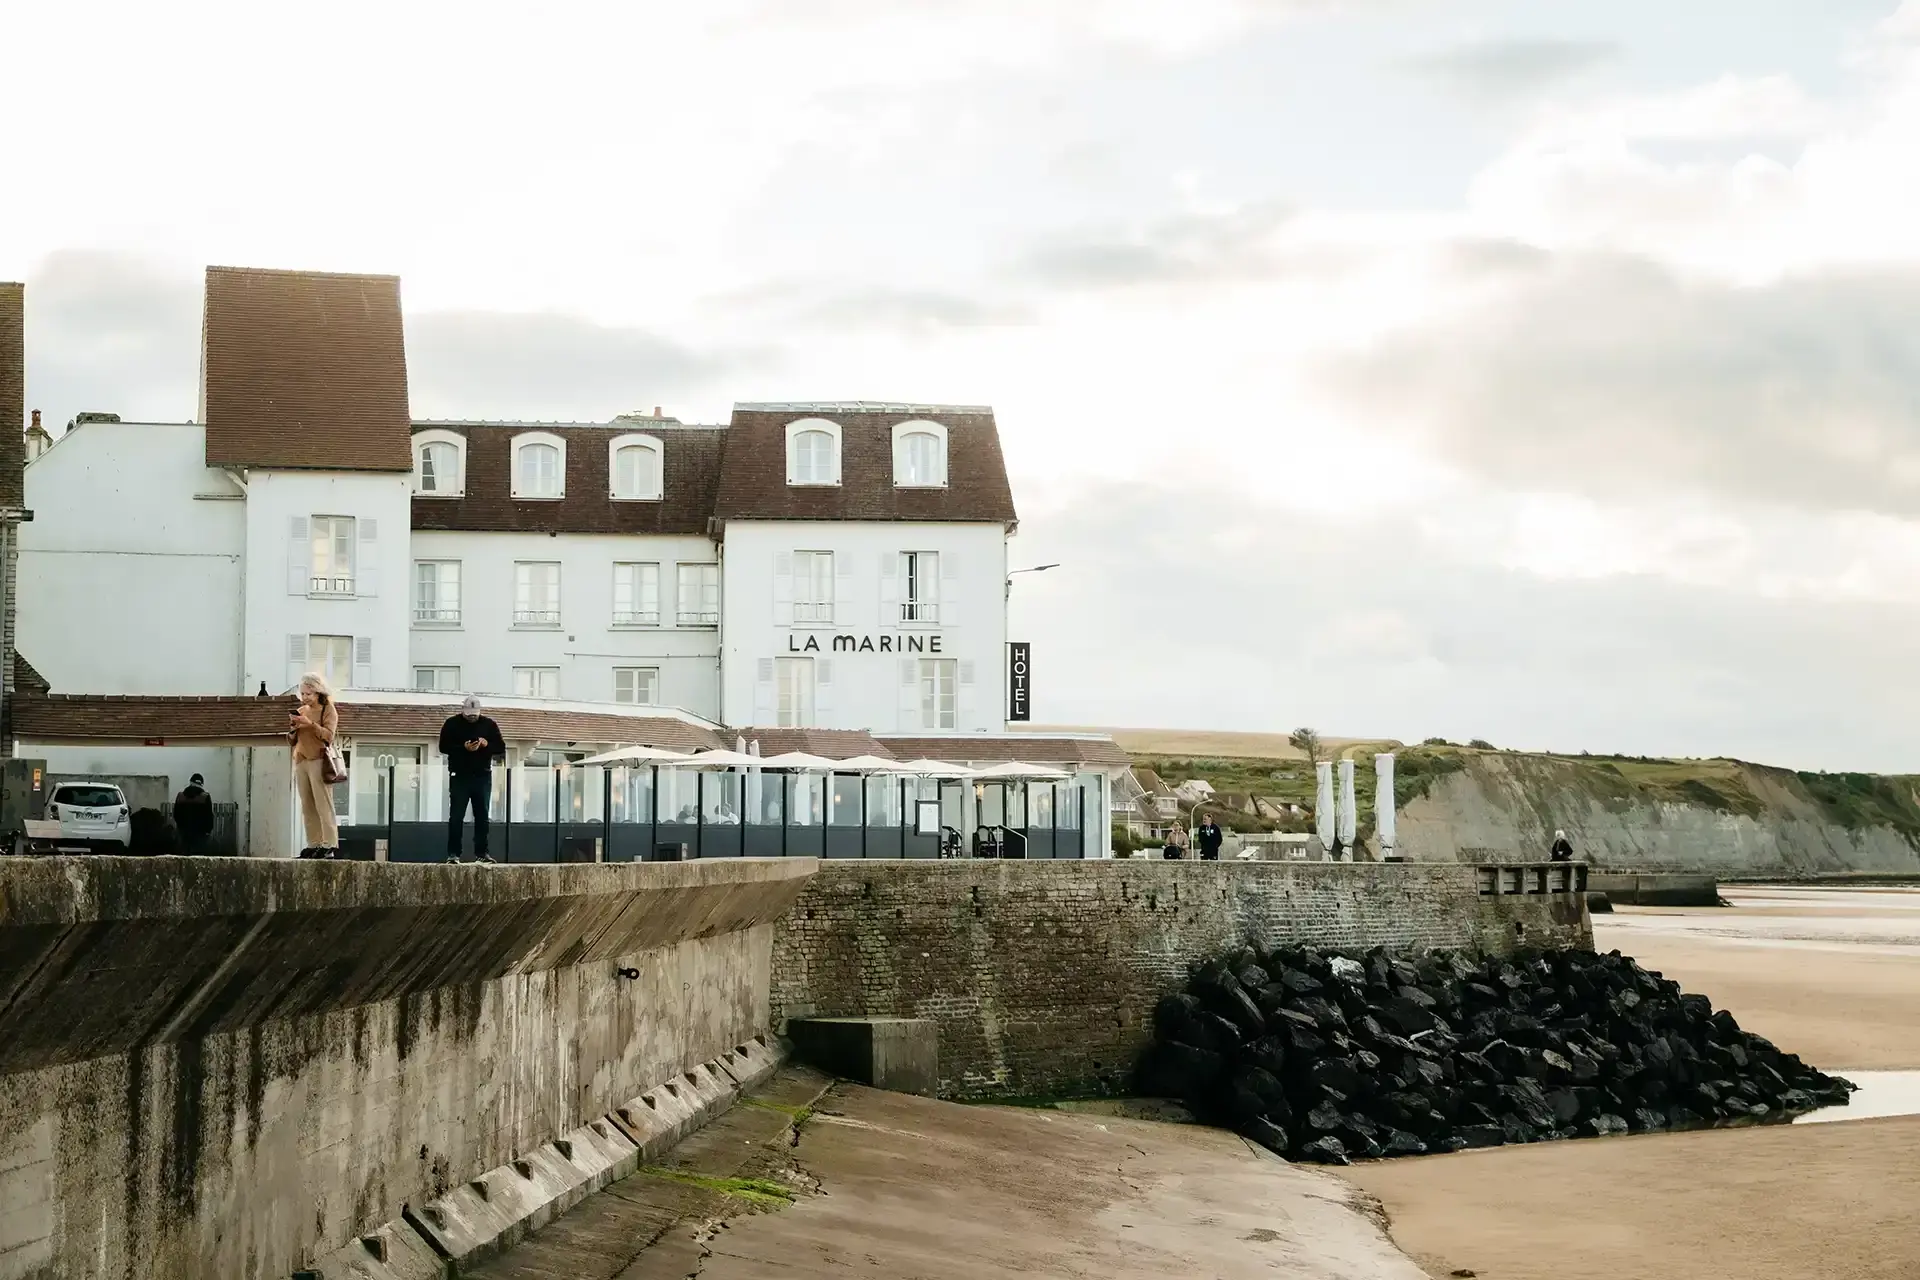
[473,1066,1428,1280]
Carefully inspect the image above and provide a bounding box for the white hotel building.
[10,267,1121,856]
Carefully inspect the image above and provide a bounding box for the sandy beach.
[1338,887,1920,1280]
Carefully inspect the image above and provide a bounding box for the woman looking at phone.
[289,672,341,859]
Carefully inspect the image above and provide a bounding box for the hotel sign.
[785,633,946,654]
[1008,642,1031,722]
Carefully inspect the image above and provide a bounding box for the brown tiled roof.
[713,405,1018,526]
[1,282,22,509]
[202,267,413,472]
[13,653,48,695]
[410,423,724,536]
[12,695,722,751]
[875,735,1128,766]
[733,728,894,759]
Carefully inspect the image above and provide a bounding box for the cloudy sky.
[10,0,1920,770]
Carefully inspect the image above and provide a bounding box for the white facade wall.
[719,520,1008,732]
[242,470,414,695]
[408,531,722,714]
[18,422,244,695]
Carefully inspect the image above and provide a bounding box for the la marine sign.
[785,633,947,654]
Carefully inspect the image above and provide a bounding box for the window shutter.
[958,658,977,723]
[353,637,374,689]
[757,657,774,683]
[288,517,309,595]
[286,634,307,690]
[898,658,920,730]
[357,519,379,597]
[815,659,833,718]
[878,552,899,614]
[771,552,793,626]
[832,550,850,618]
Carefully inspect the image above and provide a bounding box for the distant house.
[1175,779,1215,804]
[1133,767,1180,819]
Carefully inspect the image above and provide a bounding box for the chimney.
[654,406,662,418]
[24,410,50,462]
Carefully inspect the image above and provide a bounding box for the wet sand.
[1338,887,1920,1280]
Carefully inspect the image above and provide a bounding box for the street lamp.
[1005,563,1061,601]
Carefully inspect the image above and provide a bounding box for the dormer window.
[892,420,948,487]
[412,430,466,497]
[610,434,663,501]
[785,418,842,486]
[512,432,566,499]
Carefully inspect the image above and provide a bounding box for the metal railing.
[512,609,561,626]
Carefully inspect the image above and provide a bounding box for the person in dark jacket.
[1550,829,1574,861]
[1196,815,1224,861]
[440,696,507,863]
[173,773,216,855]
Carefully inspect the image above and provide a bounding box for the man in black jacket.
[173,773,216,855]
[440,696,507,863]
[1196,814,1225,862]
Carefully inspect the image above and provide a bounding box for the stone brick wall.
[771,860,1589,1099]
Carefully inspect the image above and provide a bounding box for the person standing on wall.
[1197,814,1224,862]
[440,695,507,864]
[173,772,216,855]
[289,673,341,859]
[1550,829,1574,862]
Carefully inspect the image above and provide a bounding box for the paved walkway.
[473,1067,1426,1280]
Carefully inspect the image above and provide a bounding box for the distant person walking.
[1197,815,1224,862]
[1162,823,1190,860]
[289,673,340,859]
[1550,829,1574,862]
[440,695,507,863]
[173,772,215,855]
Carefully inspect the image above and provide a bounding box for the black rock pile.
[1136,944,1854,1164]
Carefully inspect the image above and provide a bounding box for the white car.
[43,782,133,852]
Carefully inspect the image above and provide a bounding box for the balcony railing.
[513,609,561,627]
[900,601,939,623]
[794,602,834,624]
[413,606,461,624]
[310,576,355,597]
[613,609,661,627]
[677,609,720,627]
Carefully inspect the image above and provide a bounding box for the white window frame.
[775,657,816,728]
[793,551,834,625]
[901,550,940,624]
[413,560,462,626]
[309,515,356,597]
[612,562,661,627]
[892,420,949,488]
[784,418,842,486]
[920,658,957,730]
[412,429,467,497]
[511,431,567,500]
[513,666,561,699]
[513,561,562,628]
[676,563,720,627]
[608,433,664,501]
[613,666,660,706]
[308,634,353,692]
[413,666,461,693]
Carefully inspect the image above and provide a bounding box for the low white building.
[11,266,1122,855]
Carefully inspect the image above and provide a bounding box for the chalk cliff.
[1393,751,1920,876]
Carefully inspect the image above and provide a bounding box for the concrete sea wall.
[0,856,813,1280]
[770,860,1588,1099]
